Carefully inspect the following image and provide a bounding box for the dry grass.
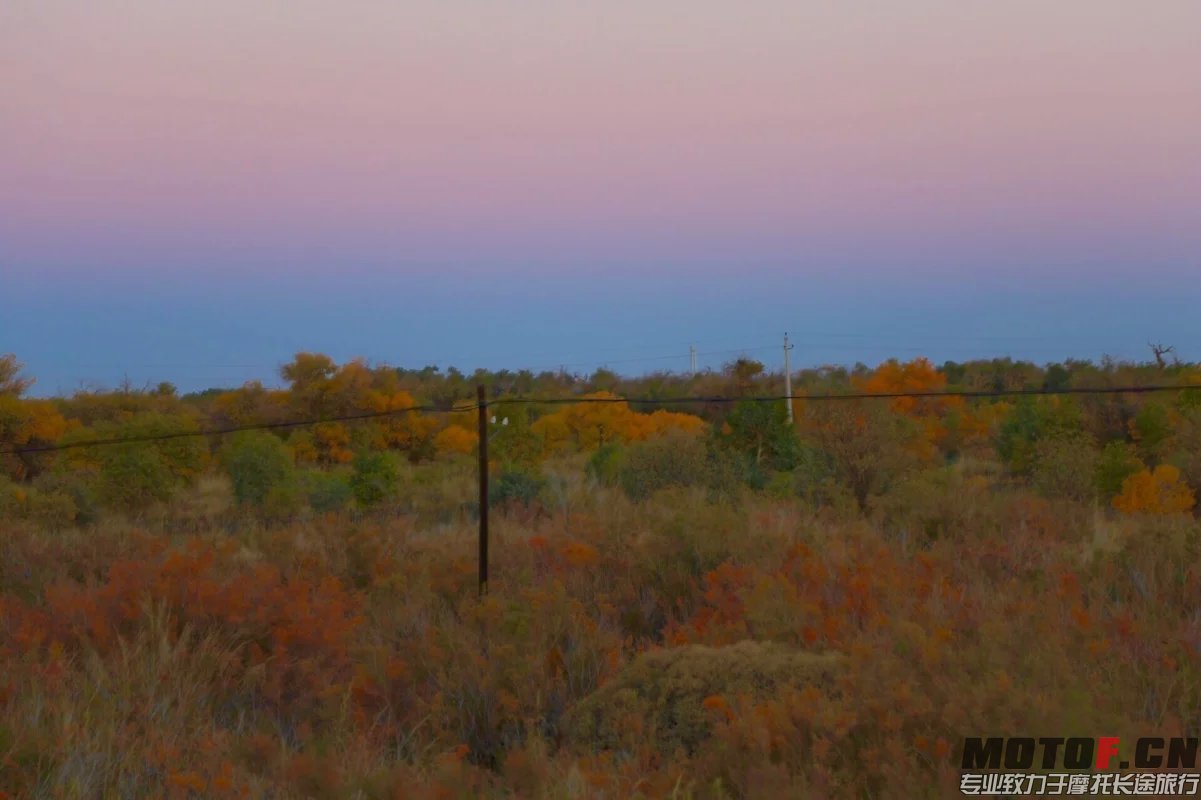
[1,476,1199,798]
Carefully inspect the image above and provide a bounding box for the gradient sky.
[3,1,1199,395]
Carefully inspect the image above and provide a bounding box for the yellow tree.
[366,390,439,454]
[0,354,34,396]
[210,382,291,427]
[529,393,706,455]
[855,358,970,457]
[531,393,629,453]
[626,409,707,441]
[280,352,338,418]
[434,425,479,457]
[1113,465,1196,515]
[0,396,70,480]
[0,357,70,480]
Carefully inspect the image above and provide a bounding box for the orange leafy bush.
[1113,464,1196,514]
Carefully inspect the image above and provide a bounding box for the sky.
[3,1,1199,395]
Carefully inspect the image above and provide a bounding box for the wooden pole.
[477,384,489,596]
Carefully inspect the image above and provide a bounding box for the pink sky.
[3,0,1198,282]
[4,2,1201,394]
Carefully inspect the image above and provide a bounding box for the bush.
[97,445,177,511]
[0,476,20,518]
[1172,409,1201,495]
[872,467,995,544]
[789,439,836,502]
[261,482,306,523]
[26,488,77,531]
[617,431,708,501]
[565,641,843,755]
[586,442,625,486]
[803,402,920,508]
[719,401,801,471]
[302,469,353,513]
[1095,441,1143,500]
[71,414,207,509]
[490,466,545,509]
[350,451,401,508]
[1031,433,1099,502]
[1113,465,1196,515]
[996,397,1084,475]
[32,471,100,525]
[221,430,295,506]
[1131,402,1172,463]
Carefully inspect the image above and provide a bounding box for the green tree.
[97,445,177,511]
[51,412,200,512]
[350,450,400,508]
[27,488,78,531]
[33,471,99,525]
[996,398,1083,475]
[617,430,709,501]
[489,405,540,468]
[720,400,800,470]
[221,430,295,505]
[803,401,918,508]
[490,466,545,509]
[1031,433,1100,502]
[1095,441,1144,500]
[1130,402,1172,465]
[302,469,353,513]
[1168,408,1201,498]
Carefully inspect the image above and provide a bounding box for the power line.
[491,384,1193,407]
[2,383,1194,457]
[0,404,453,455]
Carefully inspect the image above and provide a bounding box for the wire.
[2,383,1194,456]
[491,384,1194,407]
[0,404,459,456]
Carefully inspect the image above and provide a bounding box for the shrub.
[97,444,177,511]
[350,451,401,508]
[221,430,295,506]
[1031,433,1099,502]
[32,471,100,526]
[996,397,1084,475]
[719,401,801,471]
[0,476,20,518]
[565,641,843,755]
[1172,409,1201,495]
[26,489,77,531]
[1095,441,1143,500]
[261,482,306,524]
[71,414,207,506]
[434,425,478,457]
[1113,465,1196,515]
[871,467,994,543]
[1130,402,1173,464]
[803,402,920,507]
[585,442,625,486]
[302,469,353,514]
[490,466,545,509]
[617,430,708,501]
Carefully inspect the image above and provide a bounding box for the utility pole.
[476,385,489,596]
[689,344,697,376]
[783,333,794,424]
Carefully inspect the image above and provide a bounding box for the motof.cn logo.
[961,737,1198,771]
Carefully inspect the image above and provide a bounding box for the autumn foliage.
[1113,464,1197,514]
[1,351,1200,796]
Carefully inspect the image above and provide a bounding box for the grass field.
[2,355,1200,797]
